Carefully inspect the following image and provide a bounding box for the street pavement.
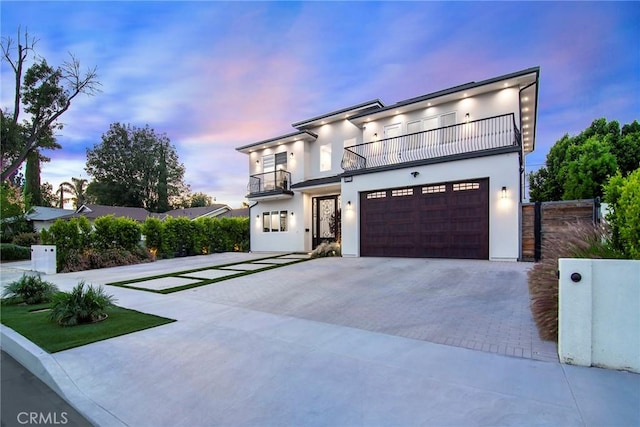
[1,254,638,426]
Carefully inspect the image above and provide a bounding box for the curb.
[0,325,127,427]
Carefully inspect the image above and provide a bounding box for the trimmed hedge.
[0,243,31,261]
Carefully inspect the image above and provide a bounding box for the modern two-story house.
[236,67,539,261]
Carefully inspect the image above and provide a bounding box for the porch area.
[341,113,521,173]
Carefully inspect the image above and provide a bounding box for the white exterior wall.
[305,120,362,179]
[362,88,520,142]
[558,258,640,373]
[250,197,306,253]
[341,152,521,260]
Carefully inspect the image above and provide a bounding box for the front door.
[312,195,341,248]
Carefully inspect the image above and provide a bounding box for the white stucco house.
[236,67,539,261]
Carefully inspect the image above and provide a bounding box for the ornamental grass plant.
[49,282,116,327]
[1,274,59,304]
[528,222,622,341]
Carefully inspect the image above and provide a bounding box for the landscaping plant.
[49,282,116,326]
[310,241,342,258]
[527,222,621,341]
[2,274,59,304]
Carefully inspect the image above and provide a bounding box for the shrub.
[163,216,196,257]
[0,243,31,261]
[49,282,116,326]
[41,217,92,269]
[12,232,40,247]
[59,247,152,273]
[2,274,59,304]
[142,217,164,255]
[310,241,341,258]
[527,222,622,342]
[605,169,640,259]
[92,215,141,251]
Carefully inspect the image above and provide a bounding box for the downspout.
[518,78,539,261]
[249,201,259,252]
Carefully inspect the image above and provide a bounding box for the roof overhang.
[236,130,317,154]
[292,99,385,130]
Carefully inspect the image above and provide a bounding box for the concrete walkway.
[1,254,638,426]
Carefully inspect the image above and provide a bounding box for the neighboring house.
[219,207,250,218]
[161,204,232,220]
[25,207,75,233]
[236,67,539,261]
[72,204,152,223]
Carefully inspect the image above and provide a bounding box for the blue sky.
[1,1,638,208]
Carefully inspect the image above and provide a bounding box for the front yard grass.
[1,301,175,353]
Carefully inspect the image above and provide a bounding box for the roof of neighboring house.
[25,206,75,221]
[162,205,231,220]
[219,208,249,218]
[73,204,151,222]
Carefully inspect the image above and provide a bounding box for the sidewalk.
[1,254,639,426]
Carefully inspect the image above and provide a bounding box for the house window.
[263,211,288,232]
[422,185,446,194]
[392,188,413,197]
[367,191,386,199]
[320,143,331,171]
[453,182,480,191]
[263,152,287,172]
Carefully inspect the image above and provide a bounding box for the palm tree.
[57,177,88,209]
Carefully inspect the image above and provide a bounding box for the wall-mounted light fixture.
[291,212,294,216]
[411,171,420,178]
[347,201,352,211]
[290,152,294,158]
[256,160,260,164]
[501,186,507,199]
[465,113,470,123]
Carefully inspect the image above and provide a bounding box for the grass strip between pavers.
[1,302,176,353]
[107,254,311,294]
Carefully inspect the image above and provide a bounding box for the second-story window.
[262,152,287,173]
[320,143,331,172]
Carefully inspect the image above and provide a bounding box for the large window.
[320,143,331,171]
[263,210,288,232]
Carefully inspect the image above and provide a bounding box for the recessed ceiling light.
[321,121,326,125]
[523,97,529,101]
[427,102,431,106]
[523,107,529,112]
[463,93,468,97]
[504,83,509,87]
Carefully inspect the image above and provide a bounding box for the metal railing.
[342,113,521,171]
[248,170,292,195]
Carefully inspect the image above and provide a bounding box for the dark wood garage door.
[360,178,489,259]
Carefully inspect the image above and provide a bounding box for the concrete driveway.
[184,257,557,362]
[1,254,638,427]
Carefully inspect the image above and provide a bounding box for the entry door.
[312,195,341,248]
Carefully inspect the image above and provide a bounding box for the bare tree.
[1,28,101,181]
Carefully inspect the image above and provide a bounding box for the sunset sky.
[1,1,638,208]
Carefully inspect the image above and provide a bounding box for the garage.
[360,178,489,259]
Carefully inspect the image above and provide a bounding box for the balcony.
[342,113,521,172]
[247,170,293,200]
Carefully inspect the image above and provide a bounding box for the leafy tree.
[85,123,189,212]
[58,177,88,209]
[190,192,214,207]
[604,169,640,259]
[529,118,639,201]
[39,182,57,207]
[1,29,100,181]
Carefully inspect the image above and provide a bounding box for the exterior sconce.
[256,160,259,164]
[256,215,260,219]
[290,152,294,158]
[501,186,507,199]
[465,113,470,123]
[291,212,294,216]
[347,201,352,211]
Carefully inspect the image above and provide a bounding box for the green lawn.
[1,302,176,353]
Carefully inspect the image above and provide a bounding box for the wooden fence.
[521,199,601,261]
